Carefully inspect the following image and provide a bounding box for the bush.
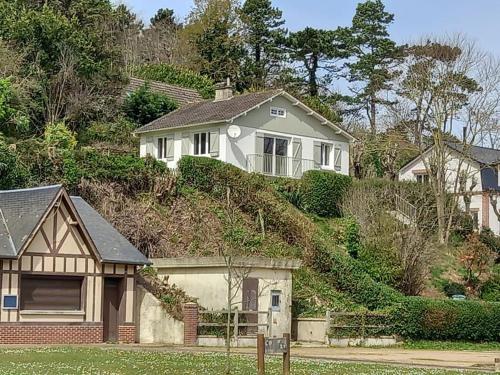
[123,83,178,126]
[481,265,500,302]
[344,216,361,258]
[480,228,500,258]
[443,281,466,298]
[80,117,136,147]
[133,64,215,99]
[300,170,352,217]
[44,122,77,151]
[0,138,29,189]
[269,177,302,208]
[391,297,500,341]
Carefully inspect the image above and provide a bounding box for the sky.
[115,0,500,56]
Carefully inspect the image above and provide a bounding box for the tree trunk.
[307,54,319,97]
[369,95,377,135]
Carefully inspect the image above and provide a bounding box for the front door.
[103,278,121,342]
[242,278,259,334]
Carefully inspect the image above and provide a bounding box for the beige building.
[0,185,149,344]
[138,257,300,345]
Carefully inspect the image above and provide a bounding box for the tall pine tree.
[239,0,286,90]
[344,0,402,135]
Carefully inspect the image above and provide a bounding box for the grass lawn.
[0,347,489,375]
[402,340,500,352]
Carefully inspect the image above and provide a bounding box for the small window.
[321,144,331,166]
[416,174,429,184]
[2,295,17,310]
[271,290,281,312]
[270,107,286,118]
[471,210,479,229]
[194,132,211,156]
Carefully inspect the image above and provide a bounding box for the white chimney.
[214,77,233,101]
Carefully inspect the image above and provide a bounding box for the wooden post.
[495,358,500,373]
[233,308,239,341]
[283,333,290,375]
[257,333,265,375]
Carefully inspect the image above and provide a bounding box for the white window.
[416,174,429,184]
[271,290,281,312]
[320,143,331,166]
[194,132,211,156]
[157,138,165,159]
[270,107,286,118]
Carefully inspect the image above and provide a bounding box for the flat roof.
[151,256,301,270]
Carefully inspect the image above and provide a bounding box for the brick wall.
[183,303,198,346]
[0,324,103,344]
[118,325,136,343]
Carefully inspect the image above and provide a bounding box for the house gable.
[232,95,350,143]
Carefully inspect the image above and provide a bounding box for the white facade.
[138,94,353,178]
[399,147,500,236]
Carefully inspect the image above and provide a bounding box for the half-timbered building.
[0,185,149,344]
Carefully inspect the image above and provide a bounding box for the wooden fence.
[327,311,393,338]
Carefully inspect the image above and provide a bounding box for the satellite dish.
[227,125,241,139]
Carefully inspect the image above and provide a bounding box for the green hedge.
[391,297,500,342]
[300,170,352,217]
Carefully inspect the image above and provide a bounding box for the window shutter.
[334,146,342,171]
[181,133,191,156]
[292,138,303,178]
[146,137,154,156]
[166,136,174,161]
[210,129,219,157]
[253,132,265,173]
[313,141,321,166]
[157,138,164,159]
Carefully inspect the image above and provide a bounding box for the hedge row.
[391,297,500,342]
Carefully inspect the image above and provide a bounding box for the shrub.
[133,64,215,99]
[391,297,500,341]
[480,228,500,258]
[481,265,500,302]
[0,137,29,189]
[269,177,302,208]
[44,122,77,151]
[300,170,352,217]
[123,83,178,126]
[80,117,136,147]
[443,281,466,298]
[344,216,361,258]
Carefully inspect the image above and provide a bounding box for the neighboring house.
[0,185,149,344]
[134,82,355,178]
[124,77,203,106]
[137,257,300,346]
[399,142,500,236]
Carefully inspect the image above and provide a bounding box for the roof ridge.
[445,141,500,152]
[0,208,16,254]
[129,76,201,94]
[0,184,62,194]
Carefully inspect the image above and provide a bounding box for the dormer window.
[270,107,286,118]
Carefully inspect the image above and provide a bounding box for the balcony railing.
[246,154,319,178]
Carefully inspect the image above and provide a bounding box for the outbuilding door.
[103,278,121,342]
[242,278,259,334]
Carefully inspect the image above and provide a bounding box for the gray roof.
[0,185,60,258]
[135,90,282,133]
[125,77,203,106]
[71,197,149,265]
[0,185,149,264]
[446,142,500,165]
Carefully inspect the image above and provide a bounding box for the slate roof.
[445,142,500,165]
[0,185,149,264]
[125,77,203,106]
[135,90,282,133]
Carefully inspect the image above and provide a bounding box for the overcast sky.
[115,0,500,56]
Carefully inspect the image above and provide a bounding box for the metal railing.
[198,308,273,338]
[246,154,319,178]
[395,194,417,224]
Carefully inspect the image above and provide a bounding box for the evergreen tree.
[150,8,177,28]
[344,0,403,135]
[239,0,286,89]
[286,27,346,97]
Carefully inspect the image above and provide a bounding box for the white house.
[399,142,500,236]
[134,82,355,178]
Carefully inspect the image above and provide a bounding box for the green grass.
[0,347,488,374]
[402,340,500,352]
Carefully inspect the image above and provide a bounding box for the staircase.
[390,194,417,226]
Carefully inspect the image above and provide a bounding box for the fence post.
[283,333,291,375]
[361,312,366,340]
[233,308,239,342]
[182,302,198,346]
[257,333,265,375]
[325,310,331,345]
[268,308,273,337]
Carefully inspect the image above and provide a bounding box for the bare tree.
[395,35,500,244]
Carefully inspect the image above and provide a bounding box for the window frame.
[193,132,211,156]
[270,290,281,312]
[320,143,331,167]
[270,107,287,118]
